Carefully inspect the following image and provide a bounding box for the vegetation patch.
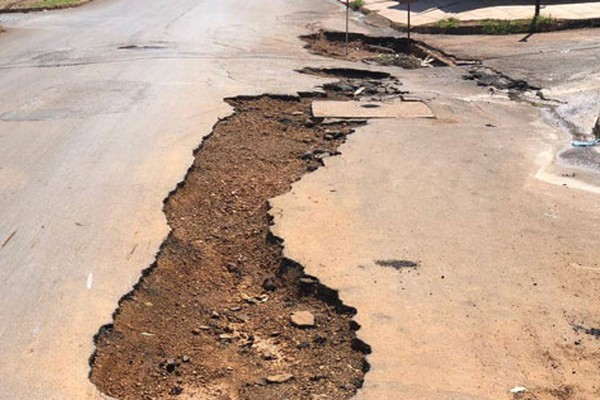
[481,15,556,35]
[349,0,365,11]
[0,0,87,11]
[33,0,81,8]
[435,17,459,29]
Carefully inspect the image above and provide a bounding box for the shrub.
[481,15,556,35]
[350,0,365,11]
[436,17,460,29]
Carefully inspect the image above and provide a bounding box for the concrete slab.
[312,99,434,118]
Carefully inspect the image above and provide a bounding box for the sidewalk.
[345,0,600,27]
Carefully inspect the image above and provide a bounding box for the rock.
[307,165,318,172]
[323,134,334,141]
[290,311,316,328]
[182,355,190,363]
[314,152,332,160]
[236,313,250,323]
[170,386,183,395]
[225,262,238,273]
[510,386,528,394]
[299,277,318,285]
[593,116,600,139]
[325,82,354,92]
[266,373,294,384]
[191,328,201,335]
[262,277,277,292]
[219,333,235,341]
[301,152,313,160]
[165,359,177,373]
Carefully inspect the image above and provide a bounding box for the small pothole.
[375,259,419,270]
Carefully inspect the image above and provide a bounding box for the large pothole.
[300,30,475,68]
[89,90,372,399]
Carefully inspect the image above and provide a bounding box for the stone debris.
[165,359,176,373]
[291,311,316,328]
[266,373,294,384]
[593,116,600,139]
[510,386,528,394]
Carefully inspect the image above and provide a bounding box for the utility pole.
[346,0,350,56]
[534,0,541,20]
[397,0,418,49]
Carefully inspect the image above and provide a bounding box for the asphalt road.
[0,0,350,398]
[3,1,600,399]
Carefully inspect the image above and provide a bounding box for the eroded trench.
[88,68,413,399]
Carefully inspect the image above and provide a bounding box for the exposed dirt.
[300,30,461,69]
[89,93,371,400]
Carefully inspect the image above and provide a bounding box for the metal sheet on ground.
[311,99,434,119]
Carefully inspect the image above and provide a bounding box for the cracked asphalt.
[0,0,358,398]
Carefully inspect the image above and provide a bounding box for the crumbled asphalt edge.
[463,66,545,101]
[301,30,481,68]
[300,30,447,68]
[88,91,373,394]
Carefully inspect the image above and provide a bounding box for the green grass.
[349,0,365,11]
[435,17,460,29]
[33,0,82,8]
[481,15,556,34]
